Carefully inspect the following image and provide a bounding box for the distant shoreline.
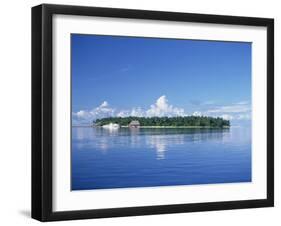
[121,126,230,129]
[72,125,230,129]
[94,116,230,128]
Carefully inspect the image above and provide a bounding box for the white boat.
[102,123,120,129]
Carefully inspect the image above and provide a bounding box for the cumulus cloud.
[131,107,145,117]
[116,110,129,118]
[72,95,187,123]
[117,107,145,118]
[72,101,115,123]
[99,101,109,108]
[93,101,115,117]
[192,111,202,116]
[72,96,251,124]
[146,95,185,117]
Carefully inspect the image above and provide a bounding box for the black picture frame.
[32,3,274,222]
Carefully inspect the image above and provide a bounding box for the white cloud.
[236,113,251,120]
[93,101,115,117]
[131,107,145,117]
[99,101,109,108]
[220,114,234,120]
[72,101,115,123]
[72,96,251,124]
[192,111,202,116]
[146,95,185,117]
[73,95,187,123]
[117,107,145,118]
[204,101,251,121]
[76,110,90,119]
[116,110,129,118]
[207,104,250,113]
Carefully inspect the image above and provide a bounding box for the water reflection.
[72,126,251,190]
[144,134,184,160]
[72,127,234,160]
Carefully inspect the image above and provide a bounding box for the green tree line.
[94,116,230,127]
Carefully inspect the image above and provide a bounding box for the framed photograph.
[32,4,274,221]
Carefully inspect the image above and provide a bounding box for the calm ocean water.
[72,127,251,190]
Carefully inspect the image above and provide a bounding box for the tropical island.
[94,116,230,128]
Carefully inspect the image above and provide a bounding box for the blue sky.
[72,34,252,125]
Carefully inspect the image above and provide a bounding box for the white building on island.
[102,123,120,129]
